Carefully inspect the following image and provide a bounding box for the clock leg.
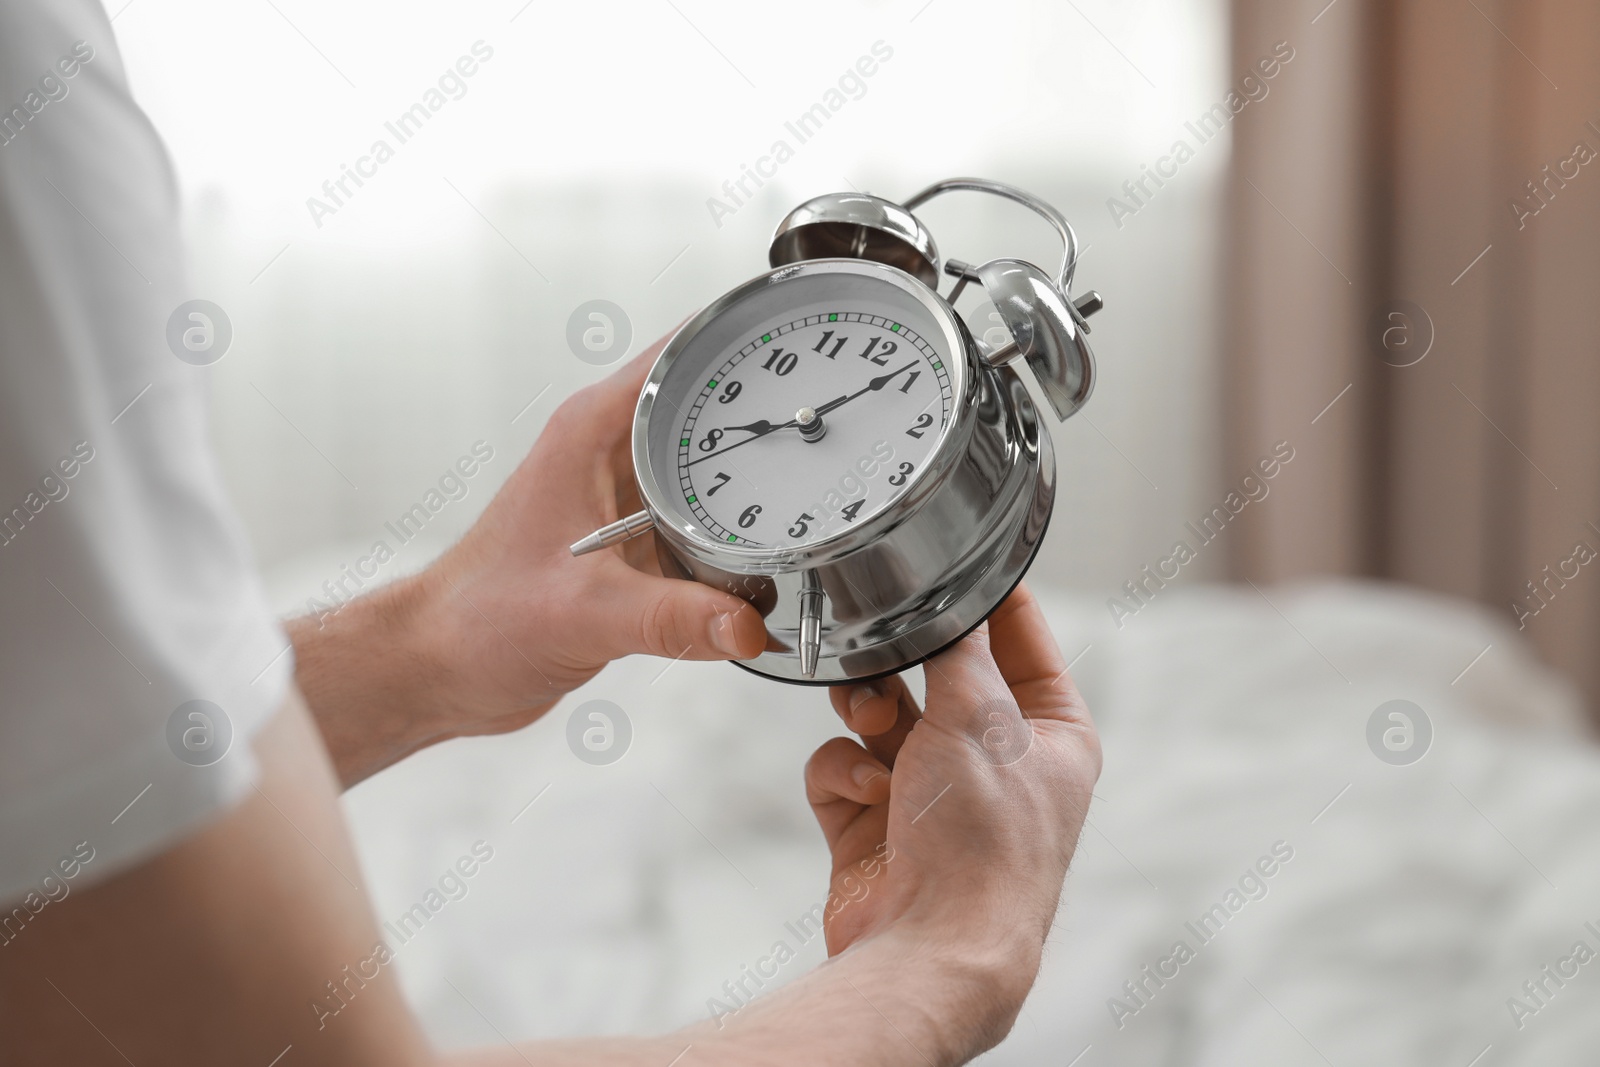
[569,509,655,556]
[797,571,826,679]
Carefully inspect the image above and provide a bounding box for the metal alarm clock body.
[571,178,1103,685]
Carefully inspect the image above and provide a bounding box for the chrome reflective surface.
[654,362,1051,684]
[566,178,1099,684]
[978,258,1096,421]
[569,508,654,556]
[902,177,1081,293]
[634,259,1053,683]
[768,192,941,288]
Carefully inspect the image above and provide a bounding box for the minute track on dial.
[674,308,953,547]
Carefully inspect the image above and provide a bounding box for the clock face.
[643,270,960,552]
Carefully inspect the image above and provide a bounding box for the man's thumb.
[607,576,765,662]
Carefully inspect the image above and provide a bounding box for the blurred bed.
[304,576,1600,1065]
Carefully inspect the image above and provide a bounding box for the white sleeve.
[0,1,294,908]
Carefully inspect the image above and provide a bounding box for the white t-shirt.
[0,1,292,908]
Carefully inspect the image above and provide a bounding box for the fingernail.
[709,612,742,657]
[852,761,885,789]
[848,683,879,713]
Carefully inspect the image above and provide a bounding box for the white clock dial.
[665,301,953,548]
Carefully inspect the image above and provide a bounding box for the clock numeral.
[840,499,865,522]
[905,413,935,439]
[898,371,921,394]
[761,348,799,376]
[738,504,763,529]
[699,428,725,452]
[857,337,897,366]
[788,512,815,538]
[717,380,742,404]
[888,462,914,487]
[706,471,731,496]
[812,331,848,359]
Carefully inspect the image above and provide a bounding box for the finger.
[863,688,920,770]
[829,677,922,769]
[569,323,681,460]
[987,584,1089,723]
[545,324,690,470]
[596,317,693,408]
[805,737,892,849]
[526,323,692,502]
[594,320,696,565]
[828,674,908,737]
[921,622,1014,739]
[590,563,767,661]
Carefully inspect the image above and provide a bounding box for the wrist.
[834,918,1041,1064]
[688,915,1034,1067]
[287,567,451,785]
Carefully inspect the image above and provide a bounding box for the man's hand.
[803,584,1101,1051]
[289,332,768,784]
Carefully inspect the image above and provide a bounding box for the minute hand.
[812,360,920,418]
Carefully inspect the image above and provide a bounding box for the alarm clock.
[570,177,1103,685]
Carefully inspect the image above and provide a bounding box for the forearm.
[451,925,1025,1067]
[286,569,453,786]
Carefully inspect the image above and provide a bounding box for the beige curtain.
[1226,0,1600,716]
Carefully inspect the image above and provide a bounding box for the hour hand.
[725,419,781,435]
[685,414,797,466]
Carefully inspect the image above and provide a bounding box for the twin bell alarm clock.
[571,178,1104,685]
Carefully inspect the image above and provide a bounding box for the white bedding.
[333,580,1600,1065]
